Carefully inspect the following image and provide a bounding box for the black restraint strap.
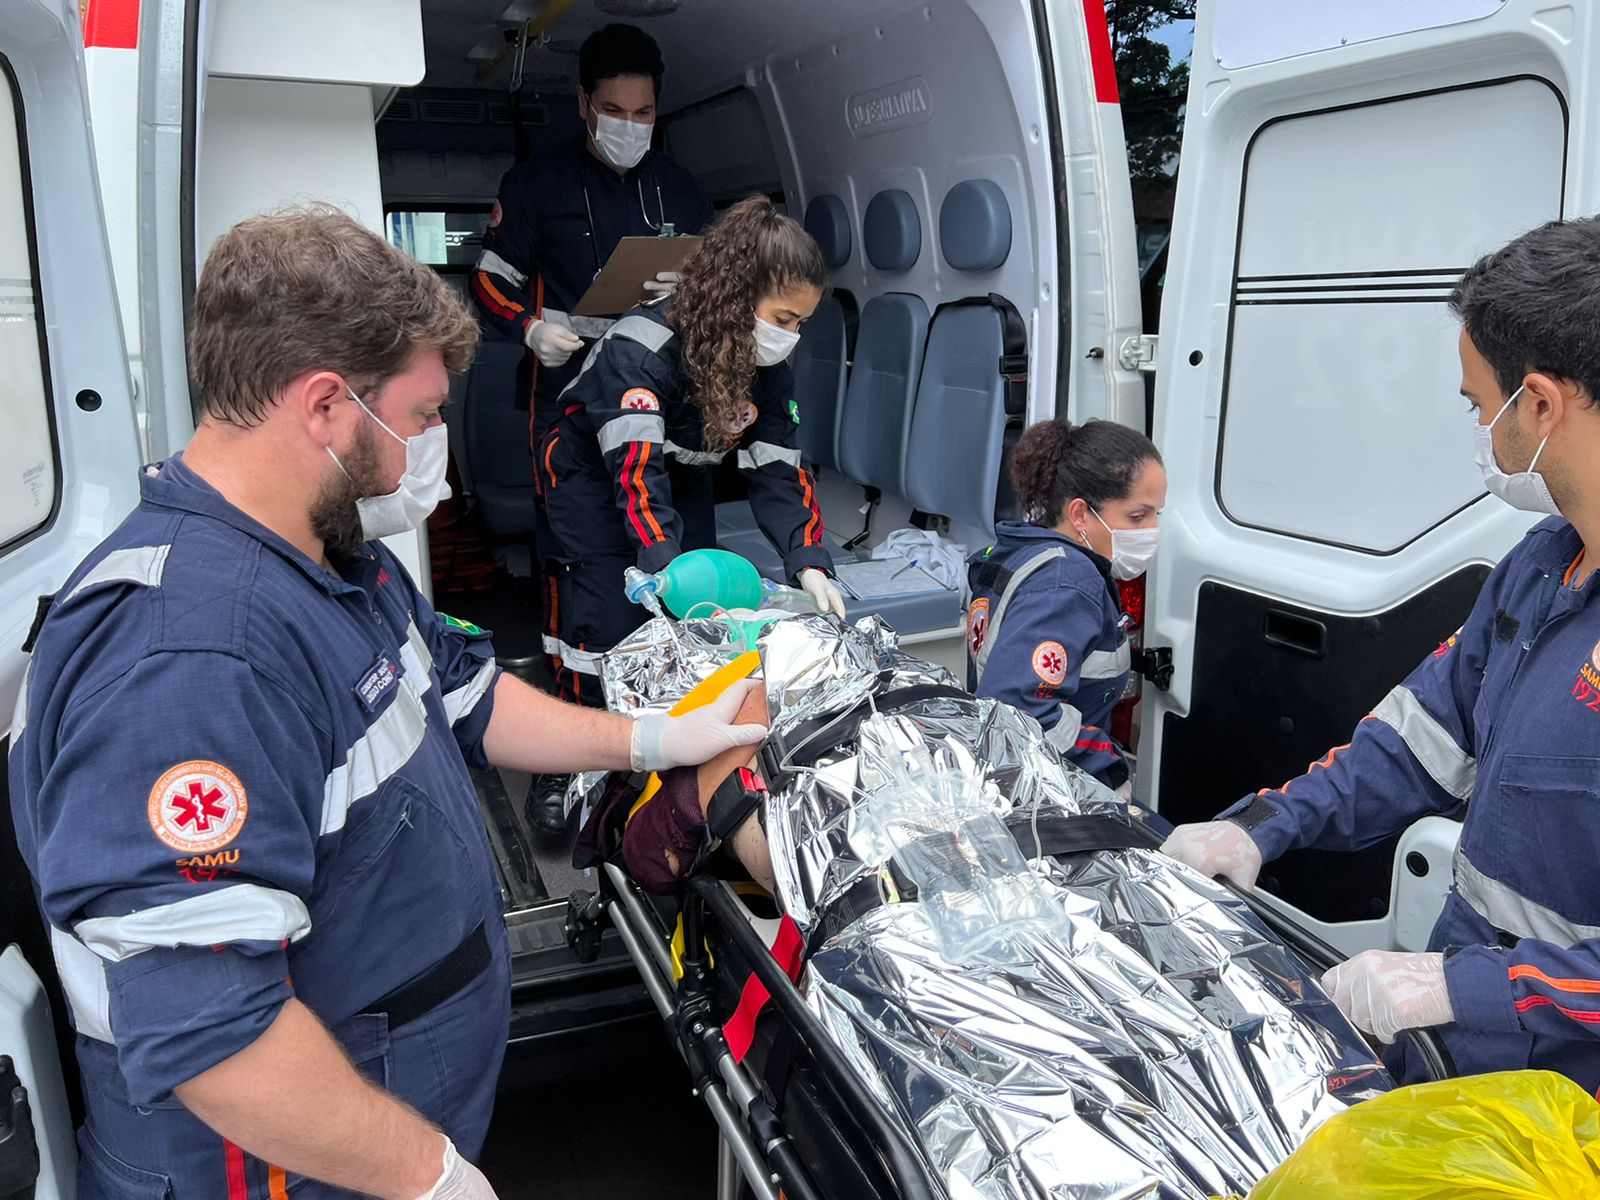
[807,810,1164,958]
[765,683,972,776]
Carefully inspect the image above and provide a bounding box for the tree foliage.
[1105,1,1195,187]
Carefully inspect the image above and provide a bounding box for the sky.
[1153,18,1197,65]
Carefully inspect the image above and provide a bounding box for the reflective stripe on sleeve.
[1371,685,1477,801]
[443,658,497,725]
[73,885,313,963]
[475,249,527,288]
[543,635,604,676]
[8,658,31,753]
[1041,703,1085,752]
[598,413,666,455]
[50,926,115,1043]
[665,441,726,467]
[1080,641,1131,681]
[738,442,802,470]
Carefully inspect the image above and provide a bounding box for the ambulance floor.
[479,1020,719,1197]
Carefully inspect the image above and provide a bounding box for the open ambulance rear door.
[1143,0,1582,954]
[1,1,145,1193]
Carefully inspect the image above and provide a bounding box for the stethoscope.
[579,169,669,277]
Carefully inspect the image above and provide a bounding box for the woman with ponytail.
[967,418,1166,789]
[539,195,844,706]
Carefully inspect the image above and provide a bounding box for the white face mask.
[753,317,801,367]
[590,112,653,171]
[1092,508,1159,581]
[328,389,452,541]
[1474,385,1560,516]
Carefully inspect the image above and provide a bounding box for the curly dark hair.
[669,196,827,449]
[1011,418,1162,527]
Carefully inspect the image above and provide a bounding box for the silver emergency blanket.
[600,614,1392,1199]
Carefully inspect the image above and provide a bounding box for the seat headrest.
[803,195,852,271]
[939,179,1012,273]
[864,189,922,272]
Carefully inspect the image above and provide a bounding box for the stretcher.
[564,613,1452,1200]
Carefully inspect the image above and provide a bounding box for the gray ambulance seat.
[835,179,1022,632]
[834,294,930,495]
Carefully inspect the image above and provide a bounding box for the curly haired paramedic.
[967,420,1165,791]
[1163,217,1600,1091]
[539,195,843,710]
[8,207,764,1200]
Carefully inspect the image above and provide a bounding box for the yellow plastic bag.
[1247,1070,1600,1199]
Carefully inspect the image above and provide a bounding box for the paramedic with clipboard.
[469,22,712,454]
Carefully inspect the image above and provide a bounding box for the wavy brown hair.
[669,196,826,448]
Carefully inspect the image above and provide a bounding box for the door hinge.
[1117,333,1160,373]
[1134,646,1174,692]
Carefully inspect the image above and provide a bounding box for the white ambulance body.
[0,0,1585,1191]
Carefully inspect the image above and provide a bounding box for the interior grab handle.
[1264,608,1327,658]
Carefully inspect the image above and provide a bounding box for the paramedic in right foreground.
[1162,216,1600,1090]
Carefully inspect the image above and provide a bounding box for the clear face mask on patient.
[1092,509,1159,581]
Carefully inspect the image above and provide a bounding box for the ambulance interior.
[373,0,1086,678]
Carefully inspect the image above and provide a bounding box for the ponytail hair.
[1010,418,1161,527]
[669,195,827,449]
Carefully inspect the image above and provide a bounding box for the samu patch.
[967,598,990,659]
[1032,642,1068,687]
[148,761,248,854]
[622,388,661,412]
[355,652,400,712]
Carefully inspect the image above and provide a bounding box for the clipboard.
[571,235,703,317]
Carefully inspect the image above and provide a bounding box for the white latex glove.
[1321,950,1452,1044]
[524,318,584,369]
[799,568,847,619]
[641,270,682,297]
[631,677,769,772]
[1159,820,1264,891]
[415,1139,499,1200]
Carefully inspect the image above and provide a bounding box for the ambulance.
[0,0,1581,1191]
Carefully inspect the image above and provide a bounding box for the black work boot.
[526,773,573,837]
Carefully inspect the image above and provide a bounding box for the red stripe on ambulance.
[1083,0,1119,104]
[83,0,141,49]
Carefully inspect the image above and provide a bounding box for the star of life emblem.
[147,760,249,853]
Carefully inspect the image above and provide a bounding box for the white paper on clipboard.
[832,556,949,599]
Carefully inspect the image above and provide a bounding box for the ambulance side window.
[0,57,59,554]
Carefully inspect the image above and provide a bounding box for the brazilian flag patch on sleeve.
[440,613,487,637]
[788,398,801,425]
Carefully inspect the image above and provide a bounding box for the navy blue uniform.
[1220,517,1600,1090]
[541,303,832,700]
[9,457,510,1198]
[470,138,712,450]
[966,522,1130,788]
